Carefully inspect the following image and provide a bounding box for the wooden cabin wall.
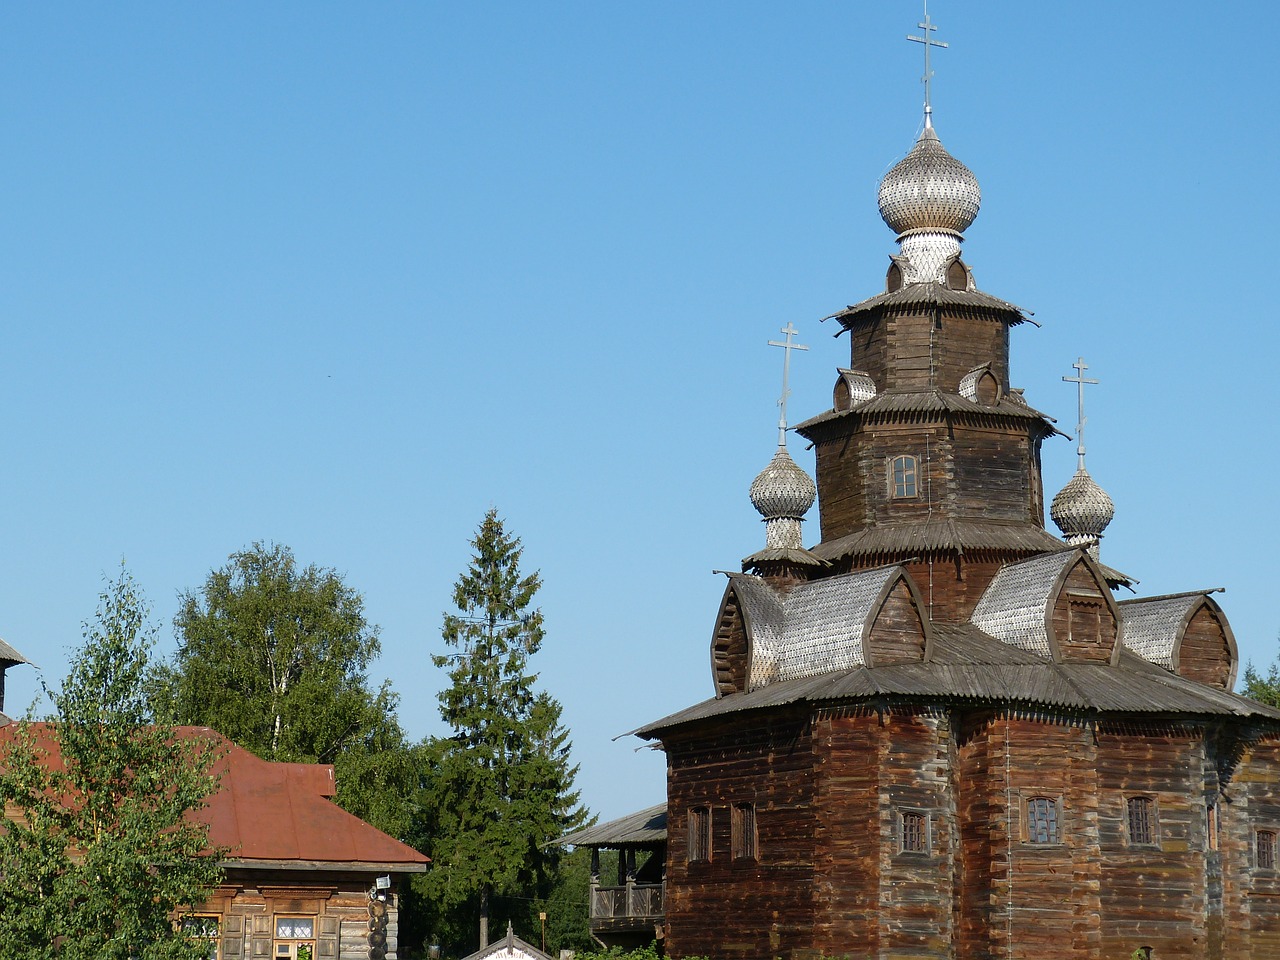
[662,711,817,960]
[845,310,1010,395]
[1095,723,1210,959]
[948,424,1038,522]
[212,870,402,960]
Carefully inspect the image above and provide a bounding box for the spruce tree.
[418,509,587,953]
[0,569,224,960]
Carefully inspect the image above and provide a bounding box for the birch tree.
[0,569,223,960]
[150,542,413,837]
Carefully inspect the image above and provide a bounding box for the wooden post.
[480,887,489,948]
[625,849,637,918]
[589,849,600,919]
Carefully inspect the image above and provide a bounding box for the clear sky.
[2,2,1276,822]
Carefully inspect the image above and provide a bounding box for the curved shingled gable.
[1119,591,1238,690]
[969,547,1120,665]
[709,566,931,696]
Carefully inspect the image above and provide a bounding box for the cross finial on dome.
[768,323,809,448]
[1063,357,1100,471]
[907,0,948,127]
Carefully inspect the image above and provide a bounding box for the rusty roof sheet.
[811,520,1066,562]
[0,725,428,870]
[827,282,1030,326]
[557,803,667,848]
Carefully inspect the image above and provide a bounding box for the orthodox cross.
[768,323,808,447]
[907,0,948,124]
[1063,357,1099,470]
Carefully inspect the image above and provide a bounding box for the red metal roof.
[0,723,428,869]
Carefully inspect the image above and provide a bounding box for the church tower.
[794,115,1073,622]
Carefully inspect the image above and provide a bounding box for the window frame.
[889,455,919,499]
[1256,828,1278,871]
[1125,795,1159,848]
[897,808,931,855]
[1022,794,1063,846]
[731,802,758,862]
[687,806,712,864]
[273,916,317,960]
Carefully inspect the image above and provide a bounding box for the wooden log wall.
[663,710,818,960]
[1226,735,1280,958]
[1050,559,1118,663]
[845,309,1012,397]
[1177,604,1233,688]
[210,870,400,960]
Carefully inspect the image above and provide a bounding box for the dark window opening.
[731,803,757,861]
[687,806,711,863]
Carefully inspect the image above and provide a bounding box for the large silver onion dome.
[878,124,981,236]
[1050,467,1116,545]
[750,447,816,521]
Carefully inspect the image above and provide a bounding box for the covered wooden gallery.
[628,116,1280,959]
[0,722,428,960]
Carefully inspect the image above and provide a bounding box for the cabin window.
[1025,797,1061,844]
[688,806,711,863]
[890,455,918,499]
[900,810,929,854]
[274,917,316,960]
[1126,796,1157,846]
[731,802,758,861]
[181,916,220,960]
[1257,829,1277,870]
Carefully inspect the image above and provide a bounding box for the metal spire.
[1062,357,1099,470]
[907,0,948,127]
[768,323,808,448]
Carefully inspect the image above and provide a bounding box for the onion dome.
[749,446,816,550]
[877,123,981,284]
[1050,466,1115,551]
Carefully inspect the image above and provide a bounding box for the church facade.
[633,107,1280,960]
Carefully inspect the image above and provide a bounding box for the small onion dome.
[1050,466,1116,543]
[878,125,981,237]
[750,446,816,521]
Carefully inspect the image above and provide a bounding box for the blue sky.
[1,2,1276,822]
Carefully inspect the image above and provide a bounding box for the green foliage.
[574,947,711,960]
[1242,655,1280,709]
[413,510,588,955]
[0,569,224,960]
[150,542,415,837]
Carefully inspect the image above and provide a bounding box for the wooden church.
[629,40,1280,960]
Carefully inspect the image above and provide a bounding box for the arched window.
[732,802,758,861]
[891,455,918,499]
[687,806,711,863]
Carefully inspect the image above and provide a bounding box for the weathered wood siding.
[865,577,928,666]
[1051,558,1117,663]
[1177,603,1233,688]
[663,711,817,960]
[845,309,1011,396]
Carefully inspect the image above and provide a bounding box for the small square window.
[1026,797,1060,844]
[1257,830,1277,870]
[731,802,757,861]
[274,917,315,960]
[687,806,711,863]
[900,811,928,854]
[1127,796,1156,846]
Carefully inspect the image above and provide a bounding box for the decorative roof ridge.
[823,282,1032,325]
[1118,588,1224,606]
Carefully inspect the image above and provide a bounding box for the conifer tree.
[417,509,587,953]
[0,569,224,960]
